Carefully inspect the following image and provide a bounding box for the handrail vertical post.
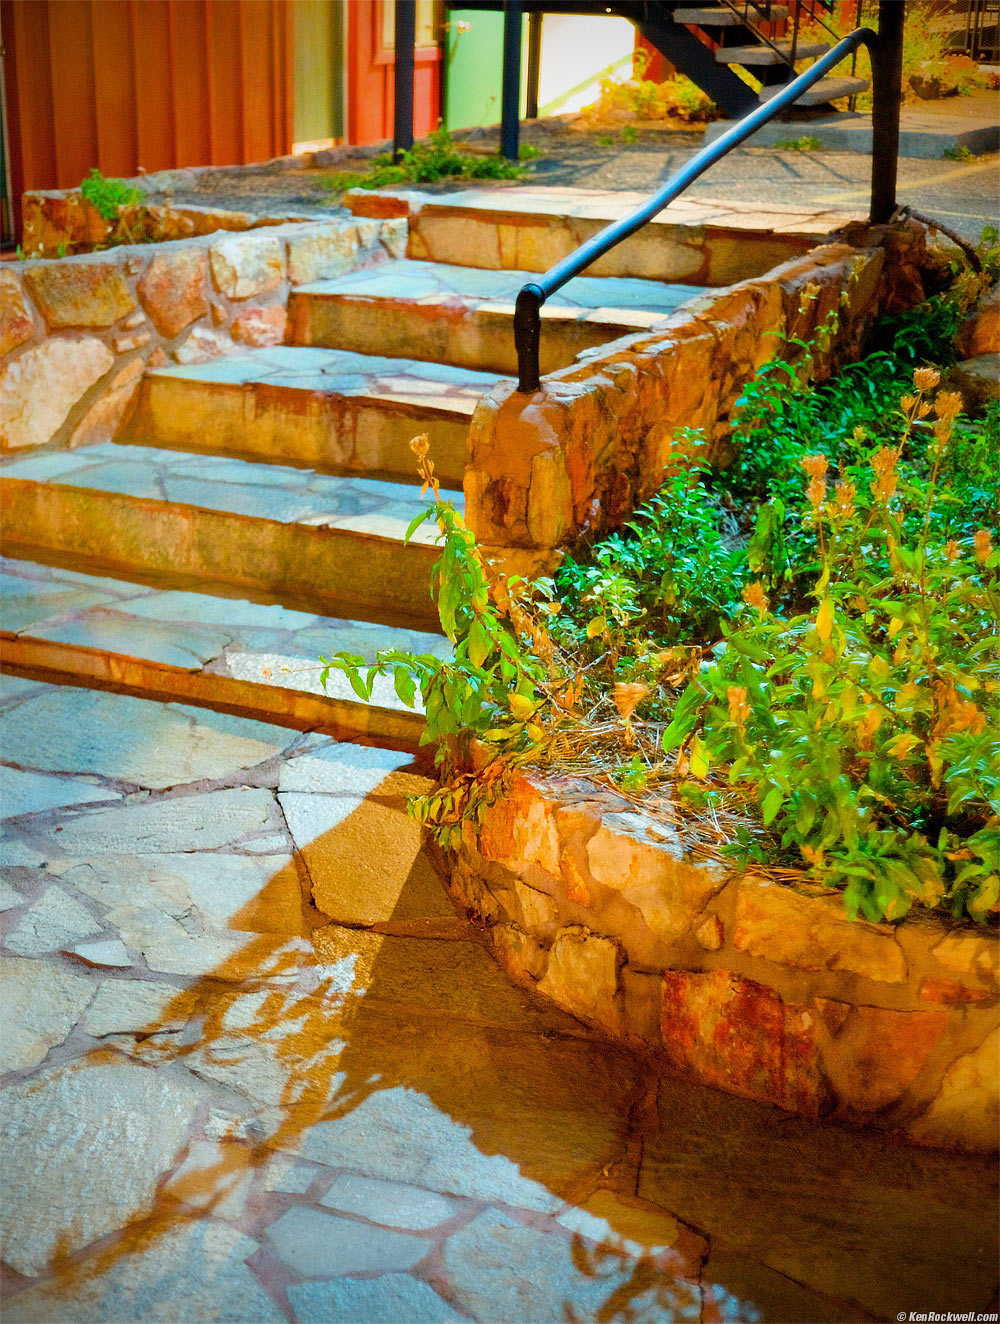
[500,0,523,162]
[392,0,415,162]
[869,0,904,223]
[515,285,543,393]
[526,10,542,120]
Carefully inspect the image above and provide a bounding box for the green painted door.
[444,8,527,131]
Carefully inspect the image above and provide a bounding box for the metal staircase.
[440,1,870,149]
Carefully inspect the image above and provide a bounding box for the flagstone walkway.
[1,677,997,1323]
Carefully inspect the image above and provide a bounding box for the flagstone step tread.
[127,346,494,487]
[289,259,699,374]
[1,444,461,630]
[2,557,444,746]
[370,185,862,239]
[1,442,460,541]
[291,258,698,321]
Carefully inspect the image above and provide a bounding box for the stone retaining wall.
[449,773,998,1153]
[20,191,327,259]
[0,216,405,453]
[464,221,928,557]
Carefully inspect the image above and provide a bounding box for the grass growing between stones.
[323,252,999,927]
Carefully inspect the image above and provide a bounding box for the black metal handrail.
[513,24,886,394]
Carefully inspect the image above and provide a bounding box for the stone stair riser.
[126,377,470,488]
[1,479,441,631]
[288,292,658,377]
[1,637,425,751]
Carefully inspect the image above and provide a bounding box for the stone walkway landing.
[2,678,997,1323]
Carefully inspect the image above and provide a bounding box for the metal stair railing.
[512,19,900,394]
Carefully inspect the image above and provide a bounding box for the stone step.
[715,39,829,65]
[288,259,700,377]
[0,443,460,632]
[125,346,494,489]
[757,75,870,106]
[1,556,444,749]
[673,5,788,25]
[356,186,857,288]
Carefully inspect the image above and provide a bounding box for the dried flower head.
[829,479,857,521]
[974,528,994,564]
[913,366,941,393]
[870,445,899,503]
[935,391,963,424]
[945,540,960,562]
[800,454,829,479]
[613,681,649,722]
[742,581,769,614]
[899,394,917,415]
[409,434,430,459]
[727,686,750,728]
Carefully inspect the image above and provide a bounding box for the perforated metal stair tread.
[715,39,829,64]
[673,5,789,25]
[758,75,869,105]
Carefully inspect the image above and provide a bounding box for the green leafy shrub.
[80,167,143,220]
[773,136,822,151]
[663,374,999,923]
[548,443,747,669]
[324,127,532,193]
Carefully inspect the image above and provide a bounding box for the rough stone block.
[23,261,136,329]
[908,1028,999,1153]
[818,1001,949,1112]
[930,930,999,986]
[137,248,209,338]
[733,877,906,984]
[209,234,284,300]
[379,217,409,261]
[478,776,560,875]
[286,225,358,284]
[660,968,831,1116]
[70,358,145,447]
[957,284,999,359]
[231,305,288,347]
[173,326,231,365]
[538,924,621,1033]
[491,921,548,982]
[0,271,35,356]
[512,878,559,933]
[587,810,726,945]
[0,337,113,449]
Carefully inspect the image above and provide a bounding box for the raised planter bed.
[448,773,998,1153]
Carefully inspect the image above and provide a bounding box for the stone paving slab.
[1,556,447,744]
[1,444,461,630]
[1,677,996,1318]
[289,258,700,375]
[1,679,995,1323]
[128,346,494,488]
[399,184,863,236]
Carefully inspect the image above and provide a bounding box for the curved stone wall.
[447,774,999,1154]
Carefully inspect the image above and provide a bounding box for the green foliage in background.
[324,127,532,193]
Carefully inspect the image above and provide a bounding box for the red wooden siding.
[2,0,293,229]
